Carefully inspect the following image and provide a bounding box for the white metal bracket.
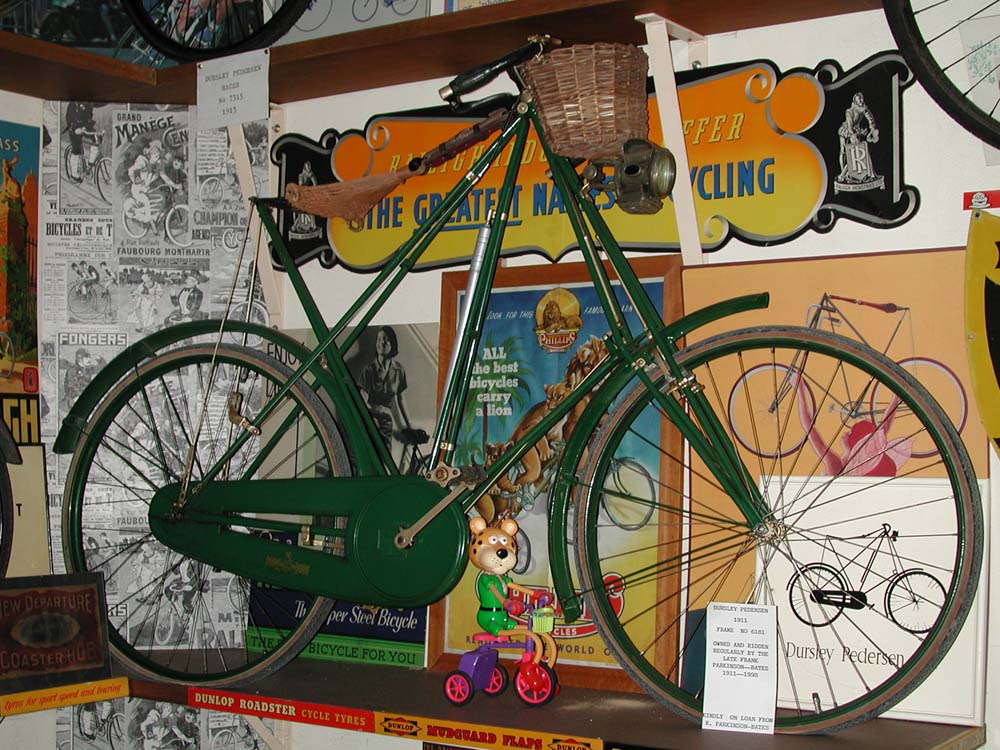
[636,13,706,266]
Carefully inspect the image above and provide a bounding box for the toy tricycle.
[444,591,560,706]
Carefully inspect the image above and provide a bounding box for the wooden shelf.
[0,0,881,105]
[130,659,985,750]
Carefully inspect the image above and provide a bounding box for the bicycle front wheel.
[0,460,12,577]
[573,326,981,733]
[96,158,113,203]
[62,343,349,685]
[165,204,192,247]
[123,0,312,62]
[108,712,126,750]
[122,205,150,240]
[885,570,946,634]
[883,0,1000,149]
[210,729,236,750]
[0,333,14,378]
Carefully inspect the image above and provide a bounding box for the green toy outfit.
[476,571,515,635]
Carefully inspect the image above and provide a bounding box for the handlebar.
[828,294,906,314]
[505,590,553,615]
[438,36,553,104]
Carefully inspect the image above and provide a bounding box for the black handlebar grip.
[438,40,544,102]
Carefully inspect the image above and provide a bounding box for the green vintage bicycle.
[55,39,982,733]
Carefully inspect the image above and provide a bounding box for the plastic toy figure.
[443,516,560,706]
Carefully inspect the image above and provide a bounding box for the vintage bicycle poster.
[431,256,681,686]
[683,249,988,724]
[38,99,271,650]
[0,118,48,579]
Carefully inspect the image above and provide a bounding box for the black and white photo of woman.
[359,325,412,465]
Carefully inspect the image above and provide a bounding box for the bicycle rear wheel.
[62,344,348,685]
[0,333,15,378]
[573,326,981,733]
[0,460,12,577]
[883,0,1000,148]
[108,712,126,750]
[123,0,312,62]
[96,158,113,203]
[165,204,192,247]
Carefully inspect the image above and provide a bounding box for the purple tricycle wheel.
[514,662,558,706]
[444,670,475,706]
[483,664,509,696]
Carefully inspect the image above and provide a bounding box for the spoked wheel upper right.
[62,343,349,686]
[883,0,1000,149]
[572,326,981,733]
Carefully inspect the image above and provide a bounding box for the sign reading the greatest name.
[272,51,917,270]
[702,602,777,734]
[197,49,269,131]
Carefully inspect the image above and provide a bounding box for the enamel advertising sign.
[272,51,916,270]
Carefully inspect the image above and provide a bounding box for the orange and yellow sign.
[0,676,126,716]
[375,711,603,750]
[274,52,914,270]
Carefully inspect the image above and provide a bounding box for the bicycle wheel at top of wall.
[61,344,349,685]
[122,0,313,62]
[572,326,981,733]
[0,459,11,577]
[883,0,1000,149]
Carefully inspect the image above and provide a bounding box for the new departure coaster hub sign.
[702,602,777,733]
[0,572,111,693]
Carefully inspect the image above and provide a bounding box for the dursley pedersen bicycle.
[55,38,982,733]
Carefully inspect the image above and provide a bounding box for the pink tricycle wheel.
[484,664,509,696]
[514,662,558,706]
[444,670,474,706]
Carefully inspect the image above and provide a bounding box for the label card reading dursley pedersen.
[702,602,777,734]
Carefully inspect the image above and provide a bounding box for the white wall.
[280,7,1000,749]
[1,90,43,128]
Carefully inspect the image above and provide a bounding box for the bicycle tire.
[62,143,73,181]
[121,203,150,240]
[601,457,655,530]
[352,0,377,23]
[40,11,77,44]
[153,609,179,645]
[108,712,126,750]
[883,0,1000,149]
[787,562,849,627]
[885,570,946,634]
[0,460,12,578]
[226,300,269,346]
[728,362,814,459]
[122,0,312,63]
[165,204,192,247]
[869,356,968,458]
[76,706,97,741]
[62,343,348,685]
[199,175,224,209]
[573,326,981,733]
[96,157,113,203]
[211,728,236,750]
[390,0,418,17]
[0,333,15,378]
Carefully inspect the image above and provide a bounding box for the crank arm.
[394,482,468,548]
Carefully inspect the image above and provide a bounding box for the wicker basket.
[518,43,649,161]
[531,606,555,634]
